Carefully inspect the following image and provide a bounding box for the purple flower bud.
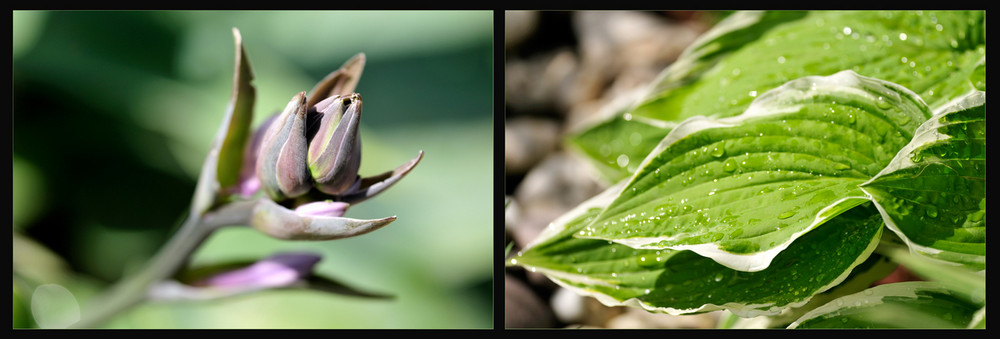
[198,252,321,289]
[256,92,312,200]
[307,94,363,195]
[294,201,349,218]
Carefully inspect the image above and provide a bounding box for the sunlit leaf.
[861,91,985,270]
[579,71,928,272]
[569,10,985,181]
[511,183,884,317]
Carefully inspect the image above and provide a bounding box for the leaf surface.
[581,71,929,271]
[861,91,985,270]
[789,282,981,329]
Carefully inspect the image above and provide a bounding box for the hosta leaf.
[877,246,985,307]
[788,282,981,329]
[968,307,985,329]
[730,252,899,328]
[579,71,929,272]
[569,10,985,181]
[861,91,985,270]
[510,185,884,317]
[566,113,674,182]
[565,11,808,182]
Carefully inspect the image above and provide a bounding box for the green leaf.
[511,188,884,317]
[788,282,981,329]
[566,113,674,182]
[861,91,985,270]
[580,71,929,271]
[877,246,985,307]
[568,10,984,180]
[731,252,899,328]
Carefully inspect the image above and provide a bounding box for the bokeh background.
[13,10,493,329]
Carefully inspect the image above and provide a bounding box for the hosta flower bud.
[294,200,350,218]
[256,92,312,200]
[307,94,363,195]
[197,252,321,289]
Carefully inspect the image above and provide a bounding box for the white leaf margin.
[514,174,883,318]
[585,70,923,272]
[859,90,986,270]
[787,281,961,329]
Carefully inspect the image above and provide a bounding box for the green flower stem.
[70,200,257,328]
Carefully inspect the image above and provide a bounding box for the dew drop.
[710,144,725,158]
[842,26,852,35]
[777,56,786,64]
[778,210,796,219]
[876,96,892,109]
[723,158,738,172]
[895,114,911,126]
[834,162,851,171]
[926,205,938,218]
[899,32,908,41]
[714,273,724,282]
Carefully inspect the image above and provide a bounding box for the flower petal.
[199,252,321,288]
[294,201,350,218]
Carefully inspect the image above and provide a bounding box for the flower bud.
[307,93,363,195]
[294,200,349,218]
[198,252,321,289]
[256,92,312,200]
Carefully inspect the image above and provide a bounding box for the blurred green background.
[13,10,493,329]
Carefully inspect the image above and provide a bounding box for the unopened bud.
[307,94,363,195]
[256,92,312,200]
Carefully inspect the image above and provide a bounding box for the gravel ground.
[503,10,724,329]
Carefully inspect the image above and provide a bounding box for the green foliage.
[513,10,985,328]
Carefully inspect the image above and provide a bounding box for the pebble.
[505,274,557,328]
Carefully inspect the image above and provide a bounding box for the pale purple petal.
[199,252,321,289]
[294,201,350,218]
